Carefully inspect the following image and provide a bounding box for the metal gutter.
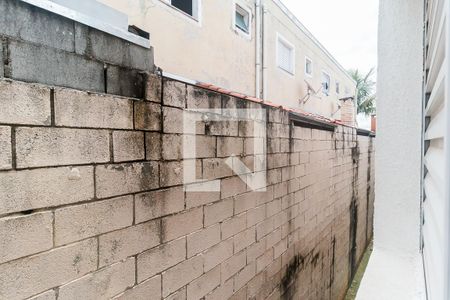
[356,128,376,137]
[20,0,150,48]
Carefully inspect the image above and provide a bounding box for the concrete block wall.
[0,74,375,300]
[0,0,154,98]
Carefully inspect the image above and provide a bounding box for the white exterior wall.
[357,0,426,298]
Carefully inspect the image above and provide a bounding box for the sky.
[281,0,379,75]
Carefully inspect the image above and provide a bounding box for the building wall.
[100,0,356,120]
[0,75,374,300]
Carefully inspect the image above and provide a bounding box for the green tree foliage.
[349,68,376,115]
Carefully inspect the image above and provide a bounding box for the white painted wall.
[357,0,426,298]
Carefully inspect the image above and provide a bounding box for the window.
[336,81,340,94]
[322,72,331,95]
[235,4,250,34]
[305,57,313,76]
[168,0,200,20]
[277,34,295,75]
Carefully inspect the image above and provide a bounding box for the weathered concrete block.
[8,40,104,93]
[162,106,184,133]
[113,131,145,162]
[106,65,146,98]
[137,238,186,282]
[160,161,183,187]
[161,208,203,242]
[162,255,203,297]
[58,258,135,300]
[202,158,233,180]
[0,0,75,52]
[145,132,161,160]
[207,120,239,136]
[186,190,221,209]
[187,224,221,257]
[99,220,160,267]
[95,162,159,198]
[112,275,161,300]
[204,198,234,226]
[186,85,222,111]
[0,238,97,299]
[220,176,247,199]
[75,23,153,71]
[163,79,186,108]
[187,266,221,300]
[0,40,3,77]
[204,277,233,300]
[135,186,185,223]
[203,239,233,272]
[0,212,53,264]
[221,250,246,282]
[0,166,94,214]
[134,101,161,131]
[55,88,134,129]
[145,74,162,103]
[16,127,110,168]
[217,137,244,157]
[234,262,256,291]
[0,126,11,170]
[0,79,51,125]
[54,196,133,245]
[162,134,183,160]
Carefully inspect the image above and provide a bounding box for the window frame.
[233,2,252,39]
[305,56,313,77]
[276,33,296,76]
[162,0,202,23]
[321,71,331,96]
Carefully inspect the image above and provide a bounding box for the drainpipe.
[255,0,262,98]
[262,1,268,100]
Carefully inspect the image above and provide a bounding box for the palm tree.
[348,69,376,115]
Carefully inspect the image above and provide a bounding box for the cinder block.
[221,250,246,282]
[204,198,234,226]
[0,0,75,52]
[186,190,221,209]
[162,134,183,160]
[207,120,239,136]
[187,266,221,300]
[161,208,203,242]
[8,40,105,93]
[16,127,110,168]
[0,79,51,125]
[186,86,222,112]
[99,220,160,267]
[113,131,145,162]
[204,239,234,272]
[0,212,53,264]
[163,79,186,108]
[95,162,159,198]
[0,126,11,170]
[113,275,161,300]
[54,196,133,245]
[0,40,3,77]
[135,186,185,223]
[220,176,247,199]
[55,88,133,129]
[137,238,186,282]
[233,227,256,253]
[145,132,161,160]
[187,225,221,257]
[58,258,135,300]
[185,135,216,158]
[0,238,97,299]
[106,65,147,98]
[202,158,233,180]
[221,213,247,240]
[0,166,94,215]
[163,106,184,134]
[256,248,273,272]
[247,205,266,227]
[217,137,244,157]
[75,23,153,71]
[145,74,162,103]
[134,101,161,131]
[234,192,257,214]
[160,161,183,187]
[234,262,256,291]
[204,278,233,300]
[162,255,203,297]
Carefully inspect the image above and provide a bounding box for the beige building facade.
[100,0,356,121]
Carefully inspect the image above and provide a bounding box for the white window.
[277,34,295,75]
[167,0,200,20]
[305,57,313,77]
[322,71,331,95]
[336,81,340,94]
[234,3,251,35]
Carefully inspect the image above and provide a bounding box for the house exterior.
[357,0,448,299]
[99,0,357,123]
